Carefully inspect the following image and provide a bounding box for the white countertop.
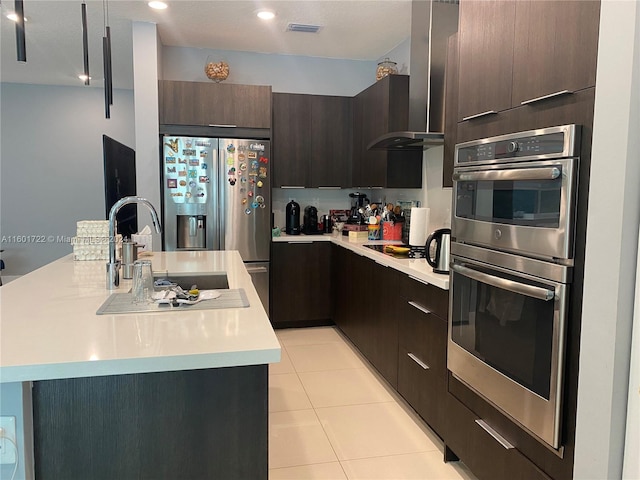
[0,251,281,383]
[273,233,450,290]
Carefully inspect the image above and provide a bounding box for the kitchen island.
[0,251,280,480]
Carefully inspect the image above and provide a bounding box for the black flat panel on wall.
[103,135,137,237]
[33,366,268,480]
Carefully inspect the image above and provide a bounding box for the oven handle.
[452,264,555,301]
[452,166,560,182]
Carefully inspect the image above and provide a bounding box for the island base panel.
[32,365,268,480]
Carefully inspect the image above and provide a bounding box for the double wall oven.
[448,125,581,449]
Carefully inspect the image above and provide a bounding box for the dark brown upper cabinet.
[159,80,271,128]
[511,1,600,108]
[272,93,352,188]
[310,95,352,188]
[457,0,600,124]
[457,1,516,123]
[272,93,312,188]
[443,33,458,188]
[352,75,423,189]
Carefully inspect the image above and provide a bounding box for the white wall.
[162,46,376,96]
[0,83,135,276]
[132,22,161,251]
[574,0,640,478]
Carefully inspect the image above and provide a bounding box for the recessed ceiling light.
[256,9,276,20]
[78,74,91,81]
[6,12,28,22]
[148,1,168,10]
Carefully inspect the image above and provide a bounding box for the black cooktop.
[363,243,407,253]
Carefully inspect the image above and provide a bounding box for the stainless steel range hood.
[368,0,458,151]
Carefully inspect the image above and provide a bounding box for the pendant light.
[15,0,26,62]
[81,2,90,85]
[103,0,113,118]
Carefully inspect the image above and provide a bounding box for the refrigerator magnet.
[228,177,237,186]
[259,167,267,178]
[259,156,268,164]
[240,177,247,184]
[201,163,208,170]
[248,152,257,159]
[257,180,263,188]
[189,181,196,187]
[226,144,236,153]
[248,191,254,197]
[251,201,259,209]
[238,153,246,161]
[242,198,247,204]
[165,157,176,164]
[179,180,187,187]
[245,208,252,215]
[188,170,197,178]
[228,167,236,175]
[167,179,177,188]
[199,176,209,183]
[239,162,247,171]
[185,192,192,198]
[256,195,264,204]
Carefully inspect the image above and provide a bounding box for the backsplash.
[271,147,452,234]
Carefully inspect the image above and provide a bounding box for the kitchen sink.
[153,272,229,290]
[96,272,251,315]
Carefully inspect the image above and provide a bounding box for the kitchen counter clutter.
[0,250,281,384]
[273,233,449,290]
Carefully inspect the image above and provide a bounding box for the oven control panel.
[455,125,580,166]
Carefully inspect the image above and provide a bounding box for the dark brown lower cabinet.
[33,365,268,480]
[397,294,448,439]
[445,392,551,480]
[270,241,332,328]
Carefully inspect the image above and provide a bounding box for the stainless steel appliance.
[449,125,581,450]
[177,214,206,249]
[452,124,580,263]
[161,136,271,309]
[425,228,451,274]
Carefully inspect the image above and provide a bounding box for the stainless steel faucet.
[107,196,162,289]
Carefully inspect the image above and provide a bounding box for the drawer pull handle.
[280,186,305,189]
[408,275,430,287]
[408,301,431,315]
[462,110,498,121]
[317,186,342,190]
[245,267,268,274]
[208,124,237,128]
[407,352,430,370]
[287,241,313,244]
[520,90,573,106]
[475,419,515,450]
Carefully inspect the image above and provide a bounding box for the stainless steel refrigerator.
[161,135,271,311]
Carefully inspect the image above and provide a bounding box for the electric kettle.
[425,228,451,274]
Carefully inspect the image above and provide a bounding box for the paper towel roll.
[409,207,430,246]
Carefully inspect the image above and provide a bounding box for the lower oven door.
[448,250,569,449]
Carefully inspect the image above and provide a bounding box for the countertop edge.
[273,234,450,290]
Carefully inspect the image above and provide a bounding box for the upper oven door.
[452,157,578,262]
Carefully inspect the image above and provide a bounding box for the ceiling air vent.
[286,23,322,33]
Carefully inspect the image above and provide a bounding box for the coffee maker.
[347,192,368,225]
[303,206,319,234]
[285,200,301,235]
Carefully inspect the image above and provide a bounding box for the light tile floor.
[269,326,477,480]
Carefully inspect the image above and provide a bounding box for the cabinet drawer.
[446,393,551,480]
[397,296,447,437]
[401,275,449,321]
